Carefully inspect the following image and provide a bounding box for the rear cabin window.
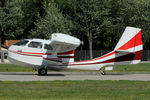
[44,44,53,50]
[13,40,28,46]
[28,41,42,49]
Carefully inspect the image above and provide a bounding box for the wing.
[50,33,81,54]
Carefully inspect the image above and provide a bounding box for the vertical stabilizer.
[114,27,142,53]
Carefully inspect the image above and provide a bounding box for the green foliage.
[0,7,5,39]
[0,0,24,41]
[30,1,73,39]
[56,0,113,58]
[21,0,46,38]
[111,0,150,49]
[0,0,150,50]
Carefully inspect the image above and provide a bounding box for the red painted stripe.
[12,51,42,57]
[10,50,74,58]
[68,50,142,66]
[44,58,62,62]
[68,51,116,64]
[100,50,142,64]
[94,51,116,60]
[10,50,51,55]
[73,30,142,64]
[58,50,74,55]
[10,50,74,56]
[58,56,74,58]
[118,30,142,50]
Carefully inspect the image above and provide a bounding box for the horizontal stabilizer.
[116,50,134,53]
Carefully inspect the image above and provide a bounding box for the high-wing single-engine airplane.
[8,27,143,75]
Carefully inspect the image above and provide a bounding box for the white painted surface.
[105,66,114,71]
[114,27,141,51]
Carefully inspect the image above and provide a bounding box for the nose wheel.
[38,68,47,75]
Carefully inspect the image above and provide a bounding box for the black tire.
[38,68,47,75]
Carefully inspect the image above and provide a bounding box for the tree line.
[0,0,150,59]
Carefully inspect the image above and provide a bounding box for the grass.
[0,64,150,100]
[0,64,97,72]
[0,64,34,72]
[0,80,150,100]
[0,63,150,72]
[110,63,150,72]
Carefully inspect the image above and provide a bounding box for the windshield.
[13,40,29,46]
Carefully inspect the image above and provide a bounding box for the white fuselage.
[7,27,143,72]
[7,38,141,71]
[8,39,52,68]
[7,39,105,70]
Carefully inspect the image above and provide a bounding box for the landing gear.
[100,70,106,75]
[99,69,106,75]
[38,68,47,75]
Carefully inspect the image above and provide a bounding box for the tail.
[66,27,143,70]
[114,27,142,53]
[110,26,143,65]
[89,26,143,66]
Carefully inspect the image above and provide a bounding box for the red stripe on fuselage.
[10,50,51,55]
[58,56,74,58]
[9,50,74,58]
[99,50,142,64]
[44,58,62,62]
[68,51,116,64]
[10,50,42,57]
[94,51,116,60]
[58,50,74,55]
[68,50,142,66]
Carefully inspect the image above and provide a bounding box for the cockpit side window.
[13,40,29,46]
[44,44,53,50]
[28,41,42,49]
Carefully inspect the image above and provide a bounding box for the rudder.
[114,27,143,64]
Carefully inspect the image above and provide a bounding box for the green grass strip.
[0,63,150,72]
[0,80,150,100]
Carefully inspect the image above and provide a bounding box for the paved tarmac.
[0,72,150,81]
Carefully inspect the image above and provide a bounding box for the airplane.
[7,26,143,75]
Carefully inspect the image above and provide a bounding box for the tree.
[118,0,150,49]
[0,0,24,42]
[0,0,6,44]
[0,0,6,62]
[56,0,112,59]
[30,1,73,39]
[21,0,47,38]
[0,0,24,62]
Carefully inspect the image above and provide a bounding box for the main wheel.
[38,68,47,75]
